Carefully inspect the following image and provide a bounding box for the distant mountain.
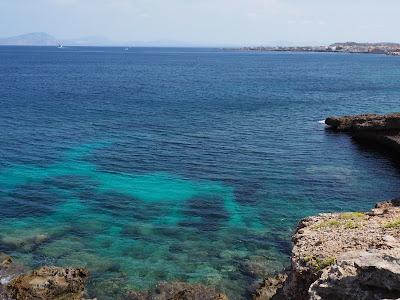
[0,32,59,46]
[0,32,193,47]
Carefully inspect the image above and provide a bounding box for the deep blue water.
[0,46,400,299]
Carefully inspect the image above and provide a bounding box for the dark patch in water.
[152,226,182,238]
[179,195,229,232]
[43,175,98,191]
[120,225,142,238]
[80,191,165,222]
[271,235,292,255]
[168,243,184,253]
[2,184,63,218]
[234,181,264,205]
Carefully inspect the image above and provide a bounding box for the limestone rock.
[0,253,26,299]
[309,250,400,299]
[252,274,287,300]
[6,266,89,300]
[0,253,13,269]
[268,200,400,299]
[325,113,400,132]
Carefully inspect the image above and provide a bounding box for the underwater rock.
[255,200,400,299]
[6,266,89,300]
[124,281,228,300]
[0,230,52,252]
[0,253,12,269]
[239,256,271,278]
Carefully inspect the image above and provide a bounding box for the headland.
[230,42,400,56]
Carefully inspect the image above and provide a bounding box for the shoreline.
[226,42,400,56]
[226,49,400,57]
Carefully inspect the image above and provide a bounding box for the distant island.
[0,32,198,47]
[229,42,400,56]
[0,32,59,46]
[0,32,117,47]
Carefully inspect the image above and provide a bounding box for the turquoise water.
[1,47,400,298]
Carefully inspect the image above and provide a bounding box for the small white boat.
[57,44,63,49]
[124,47,129,51]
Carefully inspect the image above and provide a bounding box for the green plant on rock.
[339,212,365,220]
[304,256,336,271]
[315,212,366,230]
[315,220,341,229]
[343,221,361,229]
[384,218,400,229]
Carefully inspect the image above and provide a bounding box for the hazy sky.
[1,0,399,45]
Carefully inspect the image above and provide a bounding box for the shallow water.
[1,47,400,298]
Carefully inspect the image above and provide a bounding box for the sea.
[0,46,400,299]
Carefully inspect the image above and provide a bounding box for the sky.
[0,0,399,46]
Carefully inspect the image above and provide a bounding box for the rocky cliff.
[254,200,400,299]
[325,113,400,153]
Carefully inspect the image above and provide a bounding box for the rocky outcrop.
[325,113,400,131]
[251,274,287,300]
[254,200,400,299]
[0,257,89,300]
[0,254,26,299]
[125,281,229,300]
[325,113,400,153]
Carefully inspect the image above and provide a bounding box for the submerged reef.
[0,255,228,300]
[125,282,228,300]
[1,200,399,299]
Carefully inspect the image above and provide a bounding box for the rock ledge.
[325,113,400,153]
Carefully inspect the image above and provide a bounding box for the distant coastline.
[0,32,197,48]
[227,42,400,56]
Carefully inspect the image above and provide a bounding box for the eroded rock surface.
[0,253,26,299]
[6,266,89,300]
[309,250,400,300]
[252,274,287,300]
